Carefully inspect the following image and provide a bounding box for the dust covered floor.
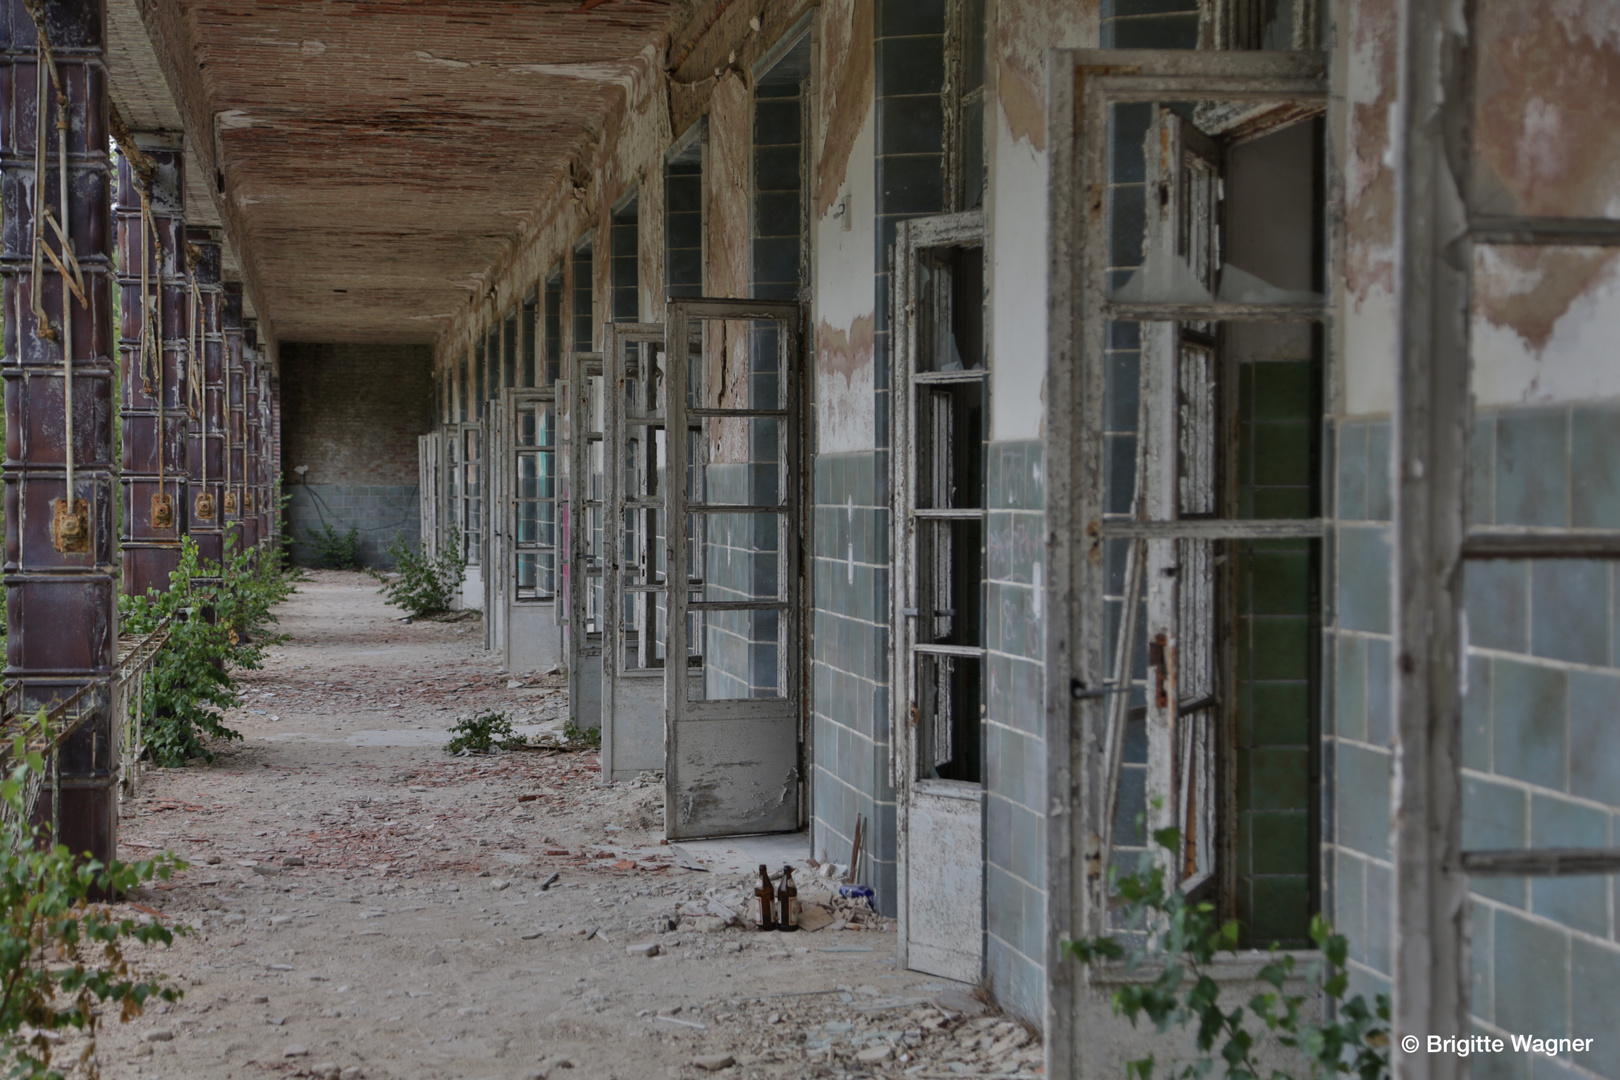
[94,571,1042,1080]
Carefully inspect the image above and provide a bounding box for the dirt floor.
[90,571,1042,1080]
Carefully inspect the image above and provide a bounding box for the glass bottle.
[754,863,776,931]
[777,865,799,932]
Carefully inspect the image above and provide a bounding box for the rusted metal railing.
[0,616,173,835]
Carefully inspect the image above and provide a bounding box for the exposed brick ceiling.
[129,0,682,345]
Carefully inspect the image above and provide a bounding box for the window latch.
[1071,679,1129,701]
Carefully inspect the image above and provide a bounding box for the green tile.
[1252,360,1315,422]
[1250,549,1312,615]
[1254,423,1314,487]
[1250,614,1311,681]
[1249,746,1310,811]
[1250,810,1309,875]
[1252,487,1313,519]
[1250,681,1311,745]
[1248,875,1311,946]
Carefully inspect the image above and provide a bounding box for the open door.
[601,324,670,780]
[892,211,987,984]
[565,352,606,731]
[504,387,563,674]
[663,298,804,839]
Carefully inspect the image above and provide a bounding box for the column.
[0,0,117,861]
[115,133,187,596]
[184,225,225,567]
[222,281,256,551]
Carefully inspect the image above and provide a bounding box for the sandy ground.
[88,571,1042,1080]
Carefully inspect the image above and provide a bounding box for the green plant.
[445,710,527,755]
[1,721,185,1078]
[380,527,468,618]
[119,538,296,766]
[307,523,360,569]
[562,719,601,749]
[1067,825,1390,1080]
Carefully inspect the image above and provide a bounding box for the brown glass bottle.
[776,865,799,932]
[754,863,776,931]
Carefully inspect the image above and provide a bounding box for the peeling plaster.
[814,0,873,219]
[995,0,1093,151]
[813,94,876,455]
[1341,0,1399,416]
[817,315,876,453]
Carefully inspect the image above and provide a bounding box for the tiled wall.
[286,483,421,569]
[1329,404,1620,1080]
[984,440,1047,1022]
[810,451,896,907]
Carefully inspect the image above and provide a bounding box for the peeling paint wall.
[987,0,1095,443]
[1327,2,1620,1065]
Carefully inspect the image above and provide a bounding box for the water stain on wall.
[815,0,873,219]
[1473,7,1620,350]
[817,314,875,450]
[1344,0,1396,306]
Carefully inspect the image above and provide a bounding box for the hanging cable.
[189,269,211,520]
[25,4,91,550]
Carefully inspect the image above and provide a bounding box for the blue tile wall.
[1331,406,1620,1078]
[984,440,1047,1024]
[809,451,898,915]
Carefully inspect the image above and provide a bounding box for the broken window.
[610,193,639,322]
[1052,51,1329,948]
[461,425,483,569]
[514,395,558,602]
[900,233,987,785]
[891,211,988,984]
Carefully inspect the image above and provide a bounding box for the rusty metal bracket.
[51,497,88,553]
[194,490,216,521]
[222,489,238,516]
[149,492,174,530]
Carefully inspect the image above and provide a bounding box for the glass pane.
[517,552,537,594]
[687,416,785,506]
[1105,102,1324,306]
[621,339,667,418]
[682,318,786,410]
[688,512,784,602]
[517,405,538,448]
[915,247,986,372]
[688,607,786,700]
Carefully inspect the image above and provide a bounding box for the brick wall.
[280,343,433,566]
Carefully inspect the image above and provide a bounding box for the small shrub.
[562,719,601,749]
[0,723,185,1078]
[120,538,296,766]
[1066,822,1389,1080]
[445,710,527,755]
[381,527,468,618]
[307,523,360,569]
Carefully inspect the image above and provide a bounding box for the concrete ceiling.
[109,0,684,345]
